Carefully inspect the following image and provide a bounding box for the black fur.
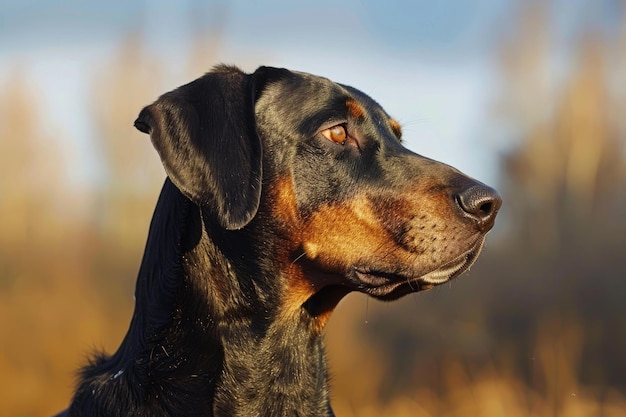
[58,65,501,416]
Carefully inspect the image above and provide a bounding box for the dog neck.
[71,180,335,416]
[183,205,335,416]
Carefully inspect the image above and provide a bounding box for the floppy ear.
[134,65,266,230]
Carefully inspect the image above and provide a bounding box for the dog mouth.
[351,238,485,300]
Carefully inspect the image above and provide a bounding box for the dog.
[56,65,501,416]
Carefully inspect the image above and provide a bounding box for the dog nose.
[455,184,502,231]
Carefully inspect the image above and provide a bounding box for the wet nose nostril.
[456,185,502,229]
[478,201,493,217]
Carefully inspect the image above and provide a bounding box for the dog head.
[135,65,501,310]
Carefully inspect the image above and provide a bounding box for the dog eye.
[321,125,348,145]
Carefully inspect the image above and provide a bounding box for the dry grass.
[325,297,626,417]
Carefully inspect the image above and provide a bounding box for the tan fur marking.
[269,176,346,332]
[346,98,366,119]
[269,175,479,332]
[389,118,402,139]
[269,176,300,228]
[301,184,479,282]
[302,196,397,271]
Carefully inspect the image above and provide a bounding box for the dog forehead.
[261,70,343,104]
[293,71,383,111]
[255,70,387,126]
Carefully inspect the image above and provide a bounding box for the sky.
[0,0,621,189]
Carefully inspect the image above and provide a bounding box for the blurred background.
[1,0,625,416]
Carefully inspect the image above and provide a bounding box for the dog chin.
[419,237,484,284]
[353,237,486,300]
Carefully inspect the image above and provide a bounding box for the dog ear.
[135,65,273,230]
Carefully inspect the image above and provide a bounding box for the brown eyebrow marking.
[346,98,366,120]
[389,118,402,139]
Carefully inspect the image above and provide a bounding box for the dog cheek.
[300,199,394,271]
